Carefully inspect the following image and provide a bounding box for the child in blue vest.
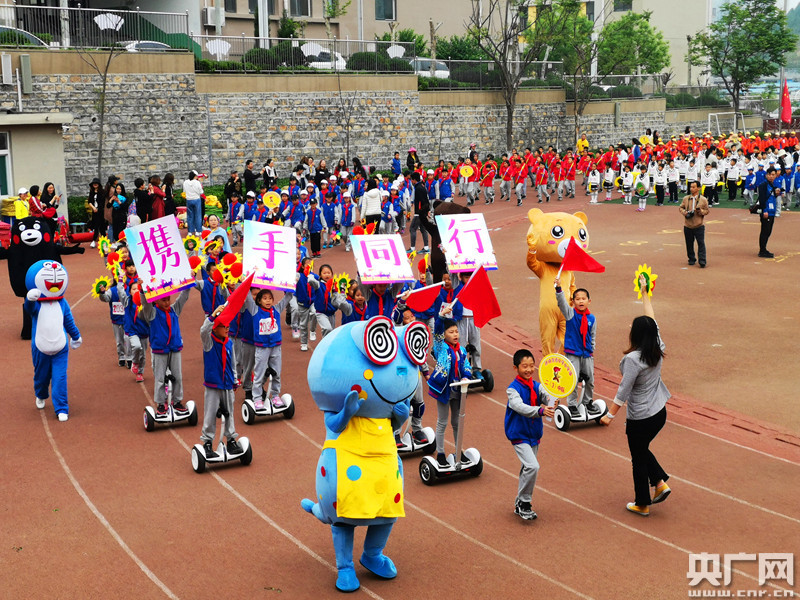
[238,288,258,401]
[282,195,306,232]
[244,288,293,411]
[98,278,130,368]
[243,191,259,222]
[140,286,193,417]
[339,191,357,252]
[428,318,471,468]
[313,264,342,338]
[338,283,369,324]
[378,190,396,234]
[227,192,244,246]
[391,151,402,176]
[303,196,327,258]
[362,281,401,319]
[454,271,481,372]
[554,277,599,418]
[199,262,229,317]
[505,349,554,521]
[434,273,463,325]
[438,169,454,202]
[200,304,242,458]
[321,193,340,249]
[294,257,318,351]
[117,279,150,383]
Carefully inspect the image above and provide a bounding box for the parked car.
[305,49,347,71]
[406,58,450,79]
[124,41,171,52]
[0,26,48,47]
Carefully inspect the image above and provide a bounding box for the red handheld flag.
[455,265,501,328]
[560,237,605,274]
[213,272,254,328]
[404,282,443,313]
[781,81,792,123]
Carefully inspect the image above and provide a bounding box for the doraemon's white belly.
[35,303,67,355]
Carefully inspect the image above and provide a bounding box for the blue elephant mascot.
[302,315,431,592]
[24,260,82,421]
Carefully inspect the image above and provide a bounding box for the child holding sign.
[505,349,554,521]
[97,278,130,368]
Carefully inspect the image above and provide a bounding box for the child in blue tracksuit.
[505,349,554,521]
[313,264,342,338]
[294,257,318,351]
[244,288,293,411]
[391,152,402,176]
[282,195,306,232]
[303,197,327,258]
[227,192,244,246]
[454,271,481,373]
[117,279,150,383]
[321,194,340,249]
[243,191,259,222]
[140,286,192,417]
[200,305,241,458]
[199,262,229,317]
[238,288,257,401]
[743,166,757,207]
[438,172,454,202]
[427,318,471,468]
[98,278,130,367]
[339,192,357,252]
[555,277,598,417]
[379,190,396,234]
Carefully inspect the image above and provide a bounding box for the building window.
[585,1,595,23]
[613,0,632,10]
[375,0,396,21]
[290,0,311,17]
[225,0,237,13]
[0,132,11,197]
[249,0,258,14]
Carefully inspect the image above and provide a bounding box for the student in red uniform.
[481,154,498,205]
[499,154,512,201]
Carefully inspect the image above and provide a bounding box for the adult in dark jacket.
[408,172,430,254]
[314,159,331,188]
[87,178,106,246]
[757,167,780,258]
[407,148,420,172]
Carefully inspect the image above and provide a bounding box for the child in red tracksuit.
[499,155,512,201]
[514,158,529,206]
[481,156,497,205]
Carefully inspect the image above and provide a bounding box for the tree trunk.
[96,73,107,181]
[505,99,514,151]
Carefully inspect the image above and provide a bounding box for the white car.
[407,58,450,79]
[125,41,171,52]
[306,50,347,71]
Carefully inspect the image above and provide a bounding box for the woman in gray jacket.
[601,275,671,517]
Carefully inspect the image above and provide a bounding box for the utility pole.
[779,0,789,127]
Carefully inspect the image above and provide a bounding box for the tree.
[322,0,351,40]
[377,28,429,58]
[468,0,579,149]
[435,34,487,62]
[689,0,798,114]
[597,12,670,77]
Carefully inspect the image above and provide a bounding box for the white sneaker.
[309,331,317,341]
[57,413,69,422]
[35,397,45,409]
[300,344,308,351]
[90,241,96,248]
[292,329,300,339]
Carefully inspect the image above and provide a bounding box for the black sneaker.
[203,441,218,459]
[172,401,189,415]
[460,453,470,464]
[517,200,523,206]
[436,453,449,468]
[412,430,429,444]
[244,389,253,400]
[395,433,403,448]
[758,251,774,258]
[688,260,696,266]
[118,360,126,368]
[515,500,537,520]
[585,402,600,415]
[227,438,243,455]
[156,403,168,417]
[126,360,132,369]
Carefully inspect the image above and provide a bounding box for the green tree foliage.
[377,28,429,57]
[277,10,301,39]
[435,34,487,61]
[689,0,798,113]
[597,12,670,76]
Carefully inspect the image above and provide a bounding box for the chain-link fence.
[0,4,191,50]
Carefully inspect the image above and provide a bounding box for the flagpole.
[780,0,788,128]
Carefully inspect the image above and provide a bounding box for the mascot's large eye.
[33,222,41,230]
[363,316,398,365]
[18,224,26,231]
[551,225,565,239]
[578,228,588,242]
[404,322,431,366]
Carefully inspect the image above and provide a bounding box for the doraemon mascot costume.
[302,315,431,592]
[0,217,84,339]
[24,260,82,421]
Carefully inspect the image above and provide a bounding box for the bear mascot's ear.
[573,211,588,225]
[527,208,544,225]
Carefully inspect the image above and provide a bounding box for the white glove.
[70,337,82,350]
[26,289,42,301]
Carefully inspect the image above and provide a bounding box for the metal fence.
[0,4,191,50]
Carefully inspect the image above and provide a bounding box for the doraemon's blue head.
[307,316,431,418]
[26,260,69,298]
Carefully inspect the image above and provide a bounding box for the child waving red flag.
[560,237,605,274]
[455,265,501,328]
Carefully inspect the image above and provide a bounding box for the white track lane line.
[40,411,180,600]
[138,385,386,600]
[477,392,800,525]
[285,422,596,600]
[481,338,800,467]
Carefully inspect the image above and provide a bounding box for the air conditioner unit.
[203,7,225,28]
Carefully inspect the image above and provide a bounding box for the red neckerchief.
[444,288,453,303]
[377,293,384,316]
[38,296,64,302]
[310,208,317,225]
[514,375,538,406]
[448,342,460,379]
[158,305,173,345]
[343,204,351,221]
[353,301,367,320]
[211,332,227,378]
[289,204,299,219]
[322,282,330,310]
[265,307,276,333]
[574,307,591,348]
[306,278,314,300]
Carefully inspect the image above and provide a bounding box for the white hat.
[380,190,390,197]
[300,189,308,196]
[18,187,28,195]
[306,182,315,187]
[341,171,349,178]
[343,191,351,198]
[329,175,337,181]
[376,174,383,181]
[280,188,289,195]
[246,190,256,197]
[427,169,434,175]
[190,169,199,176]
[391,183,399,190]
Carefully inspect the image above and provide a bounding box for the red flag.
[404,282,443,313]
[455,266,501,328]
[781,81,792,123]
[560,237,605,274]
[214,272,254,328]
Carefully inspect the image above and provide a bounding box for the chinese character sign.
[351,235,414,284]
[126,216,195,301]
[435,213,498,273]
[243,221,296,291]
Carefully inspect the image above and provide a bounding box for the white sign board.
[243,220,296,291]
[351,234,414,284]
[126,216,194,301]
[435,213,498,273]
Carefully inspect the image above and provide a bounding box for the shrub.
[588,85,609,99]
[386,57,414,73]
[667,93,697,108]
[0,30,39,46]
[697,91,727,107]
[346,52,389,71]
[243,47,273,67]
[449,64,502,87]
[610,85,642,98]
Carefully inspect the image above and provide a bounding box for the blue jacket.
[366,287,395,318]
[283,202,305,227]
[228,200,242,224]
[252,305,283,347]
[340,298,368,324]
[239,308,254,344]
[141,288,190,354]
[563,310,595,357]
[123,300,149,338]
[103,285,124,326]
[391,158,402,175]
[305,206,326,233]
[314,281,338,317]
[295,271,316,308]
[755,169,767,187]
[200,272,227,316]
[745,173,757,191]
[504,377,544,446]
[243,201,259,221]
[322,201,338,228]
[438,177,453,199]
[352,179,365,198]
[340,202,356,227]
[425,179,438,201]
[428,327,471,404]
[436,286,463,321]
[201,318,236,390]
